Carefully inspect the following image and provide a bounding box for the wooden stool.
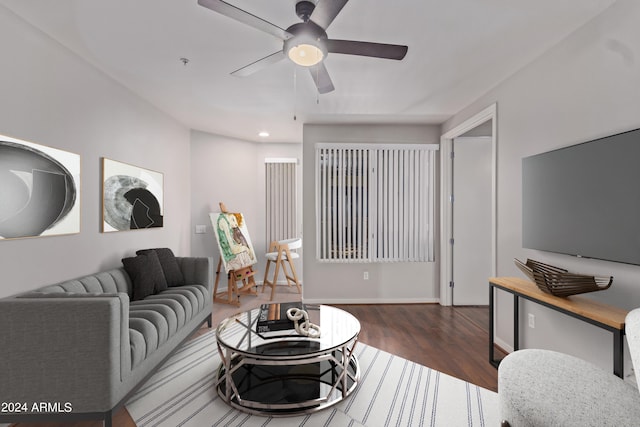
[262,238,302,300]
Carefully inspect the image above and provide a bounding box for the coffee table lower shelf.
[216,344,360,416]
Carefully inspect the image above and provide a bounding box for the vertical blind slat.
[347,150,352,260]
[358,149,363,260]
[322,149,327,259]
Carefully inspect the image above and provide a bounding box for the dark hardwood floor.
[11,300,505,427]
[333,304,506,393]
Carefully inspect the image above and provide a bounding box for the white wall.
[443,0,640,375]
[0,7,191,298]
[190,130,302,279]
[302,123,442,303]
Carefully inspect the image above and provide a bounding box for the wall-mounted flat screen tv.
[522,127,640,266]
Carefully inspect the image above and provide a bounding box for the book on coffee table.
[257,302,305,334]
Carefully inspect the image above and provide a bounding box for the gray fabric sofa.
[0,256,213,427]
[499,307,640,426]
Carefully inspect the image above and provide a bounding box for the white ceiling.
[1,0,616,142]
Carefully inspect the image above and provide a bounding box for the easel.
[212,203,258,306]
[213,258,258,306]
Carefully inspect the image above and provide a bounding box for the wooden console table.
[489,277,628,378]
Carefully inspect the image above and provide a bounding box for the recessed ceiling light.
[259,131,270,138]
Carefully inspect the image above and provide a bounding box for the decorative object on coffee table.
[287,306,321,338]
[514,258,613,297]
[257,302,301,334]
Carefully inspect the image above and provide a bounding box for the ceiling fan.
[197,0,408,94]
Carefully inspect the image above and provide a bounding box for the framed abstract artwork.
[209,212,257,272]
[0,134,80,240]
[102,158,164,232]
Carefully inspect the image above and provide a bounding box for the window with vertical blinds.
[315,144,437,262]
[265,159,297,247]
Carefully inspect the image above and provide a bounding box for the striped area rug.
[126,329,498,426]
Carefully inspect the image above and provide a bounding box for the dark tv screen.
[522,128,640,266]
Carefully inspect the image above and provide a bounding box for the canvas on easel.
[209,206,258,305]
[209,211,257,273]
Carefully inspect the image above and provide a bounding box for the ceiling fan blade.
[231,51,286,77]
[326,39,408,60]
[198,0,292,40]
[310,0,349,30]
[308,63,335,94]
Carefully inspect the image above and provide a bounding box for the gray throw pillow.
[136,248,185,287]
[122,251,168,300]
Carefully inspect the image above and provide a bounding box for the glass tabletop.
[216,304,361,357]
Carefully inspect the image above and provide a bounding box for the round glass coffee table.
[215,304,361,416]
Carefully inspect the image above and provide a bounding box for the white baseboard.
[303,297,440,305]
[494,336,514,354]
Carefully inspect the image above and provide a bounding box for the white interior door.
[452,137,493,305]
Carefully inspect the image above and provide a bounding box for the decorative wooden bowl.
[514,258,613,297]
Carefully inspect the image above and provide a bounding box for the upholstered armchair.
[499,308,640,426]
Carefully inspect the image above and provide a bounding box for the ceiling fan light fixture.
[285,34,327,67]
[288,43,324,66]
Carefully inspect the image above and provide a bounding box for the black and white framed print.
[102,158,164,232]
[0,134,80,240]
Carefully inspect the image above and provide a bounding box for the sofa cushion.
[122,251,167,300]
[137,297,187,327]
[137,248,184,287]
[176,285,208,311]
[129,328,147,369]
[130,302,179,337]
[127,284,208,368]
[149,285,208,319]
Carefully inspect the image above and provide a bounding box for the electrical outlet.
[195,225,207,234]
[528,313,535,328]
[363,271,369,280]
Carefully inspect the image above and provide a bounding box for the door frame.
[439,103,497,306]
